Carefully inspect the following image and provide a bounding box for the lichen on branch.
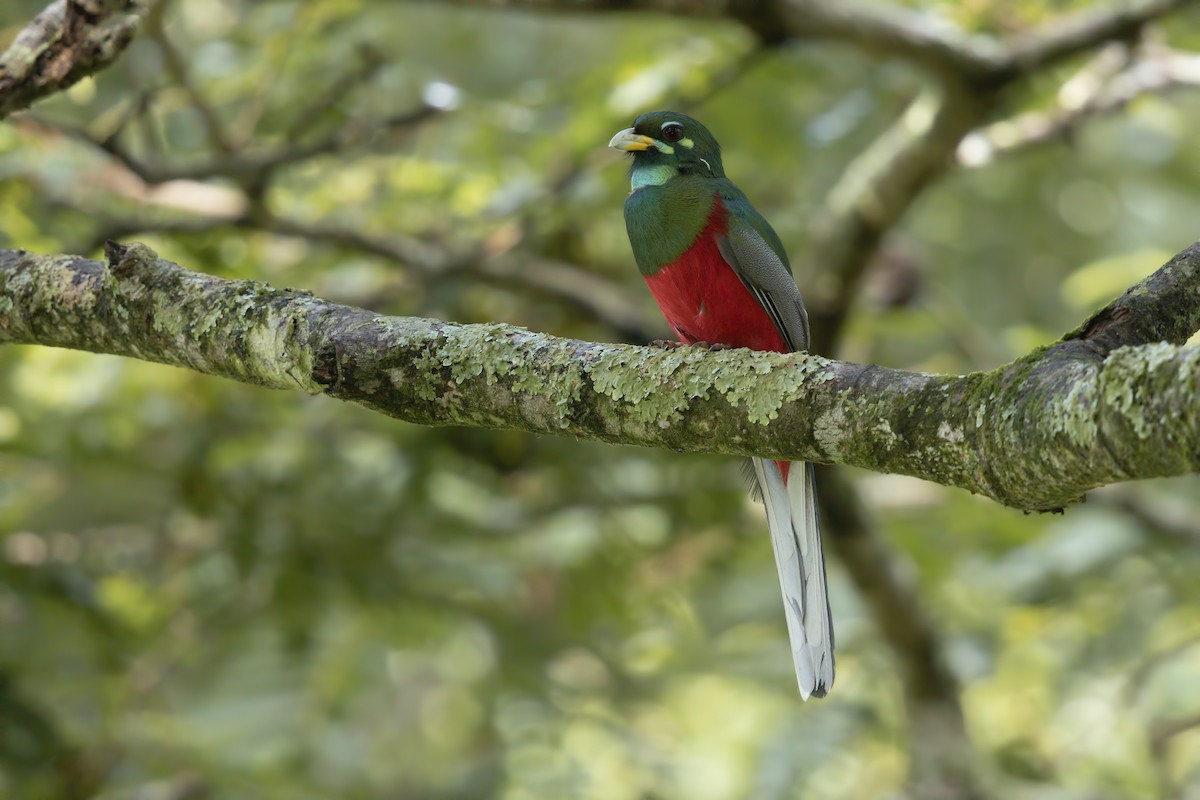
[1,241,1198,512]
[0,0,140,120]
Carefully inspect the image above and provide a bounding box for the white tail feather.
[752,458,834,699]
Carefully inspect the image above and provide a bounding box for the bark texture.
[0,0,140,120]
[2,241,1198,512]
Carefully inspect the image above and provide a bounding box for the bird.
[609,111,834,699]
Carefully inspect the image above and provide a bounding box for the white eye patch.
[659,122,693,149]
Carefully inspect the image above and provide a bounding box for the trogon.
[609,111,834,699]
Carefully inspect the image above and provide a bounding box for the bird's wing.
[715,195,810,354]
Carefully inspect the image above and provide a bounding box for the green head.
[608,111,725,190]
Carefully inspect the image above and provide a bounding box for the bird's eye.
[661,123,684,143]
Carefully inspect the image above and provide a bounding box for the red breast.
[642,195,792,480]
[643,196,788,353]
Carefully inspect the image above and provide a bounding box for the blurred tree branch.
[816,468,979,799]
[142,0,235,155]
[2,240,1199,513]
[1101,485,1200,543]
[443,0,1192,82]
[802,0,1194,351]
[0,0,140,120]
[960,42,1200,167]
[26,100,443,185]
[806,81,992,350]
[1005,0,1194,78]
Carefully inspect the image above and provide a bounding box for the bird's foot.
[649,339,731,351]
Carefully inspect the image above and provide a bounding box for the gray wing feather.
[716,219,810,353]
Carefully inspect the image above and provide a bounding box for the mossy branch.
[2,241,1199,512]
[0,0,140,121]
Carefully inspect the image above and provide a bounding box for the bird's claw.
[649,339,731,351]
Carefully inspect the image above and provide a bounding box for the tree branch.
[1,240,1198,511]
[143,0,235,155]
[959,45,1200,167]
[801,0,1195,351]
[1002,0,1194,78]
[816,469,981,799]
[759,0,1003,77]
[440,0,1193,83]
[40,101,442,185]
[807,82,998,352]
[441,0,1000,78]
[1103,486,1200,542]
[0,0,140,120]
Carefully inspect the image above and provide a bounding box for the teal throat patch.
[631,163,677,191]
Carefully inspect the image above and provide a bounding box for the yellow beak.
[608,127,656,152]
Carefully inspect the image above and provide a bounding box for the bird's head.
[608,111,724,189]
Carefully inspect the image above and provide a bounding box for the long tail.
[751,458,835,699]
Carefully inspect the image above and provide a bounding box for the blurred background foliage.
[3,0,1200,798]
